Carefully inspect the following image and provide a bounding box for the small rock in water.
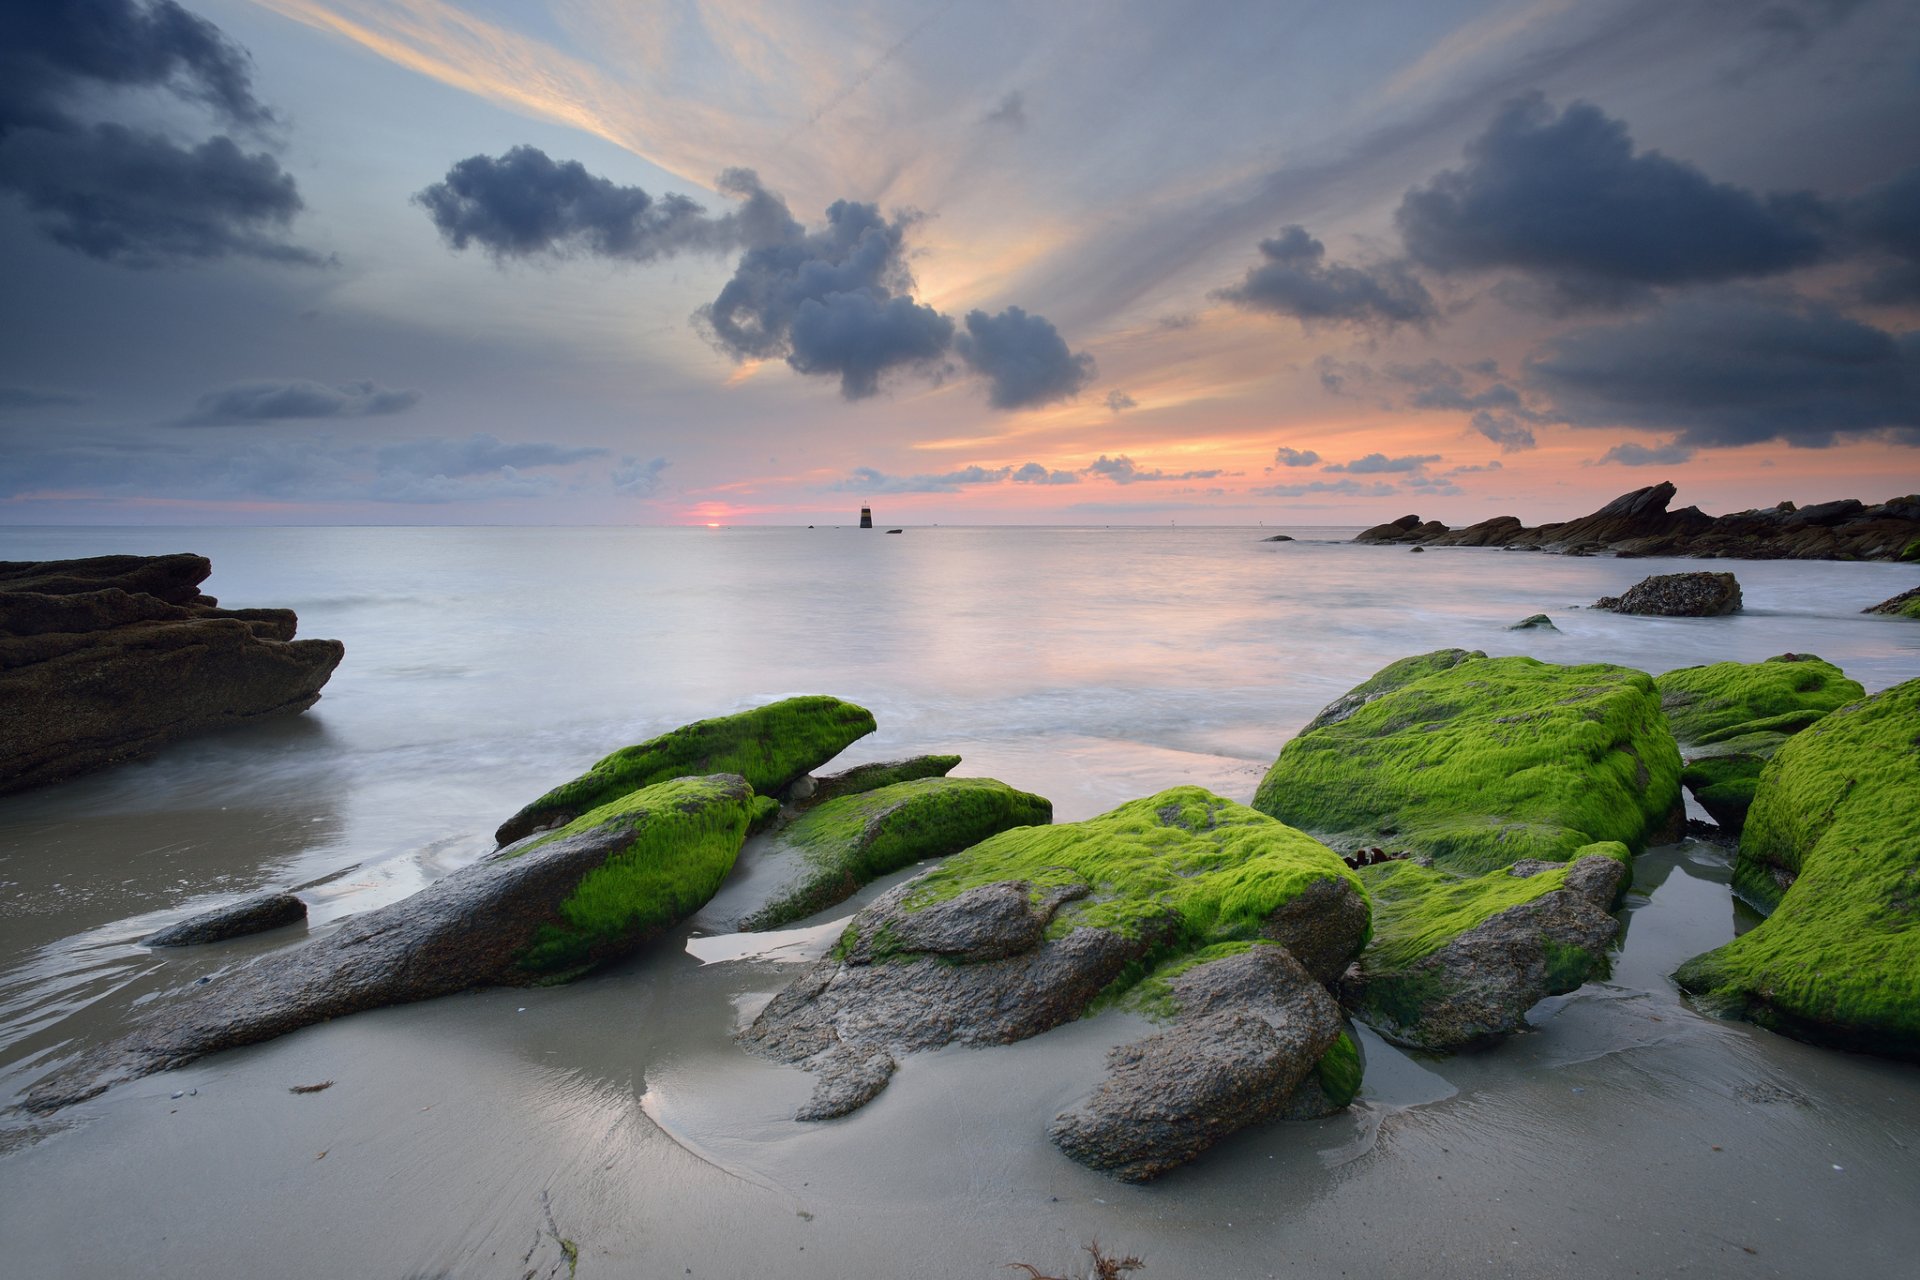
[1508,614,1557,631]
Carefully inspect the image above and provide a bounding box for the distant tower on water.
[859,506,873,529]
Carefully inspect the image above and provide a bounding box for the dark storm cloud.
[1011,462,1079,485]
[0,0,318,267]
[1395,94,1828,311]
[954,306,1097,409]
[1082,455,1223,484]
[0,386,83,410]
[415,150,791,262]
[1848,165,1920,303]
[1272,447,1320,468]
[177,378,420,425]
[1524,293,1920,448]
[1323,452,1442,474]
[1597,439,1697,466]
[1216,226,1436,331]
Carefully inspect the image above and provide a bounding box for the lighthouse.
[859,506,873,529]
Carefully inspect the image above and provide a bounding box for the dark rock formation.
[0,555,344,796]
[23,774,756,1112]
[1595,571,1742,616]
[1864,585,1920,620]
[799,754,961,806]
[1346,483,1920,561]
[145,891,307,946]
[1049,945,1343,1181]
[1261,534,1295,542]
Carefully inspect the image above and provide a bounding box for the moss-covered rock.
[495,695,875,845]
[742,787,1369,1121]
[1674,679,1920,1059]
[737,776,1053,930]
[1864,585,1920,619]
[799,754,961,806]
[1656,654,1865,833]
[1342,846,1630,1051]
[1254,652,1682,873]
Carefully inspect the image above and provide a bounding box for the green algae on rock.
[1864,585,1920,619]
[1674,679,1920,1060]
[1656,654,1864,834]
[494,695,875,845]
[738,776,1052,930]
[1342,846,1630,1051]
[1254,652,1682,873]
[799,754,961,806]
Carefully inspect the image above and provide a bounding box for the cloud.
[0,0,318,267]
[1011,461,1079,485]
[954,306,1096,409]
[1597,439,1698,466]
[1396,94,1827,311]
[981,91,1027,131]
[1082,454,1223,484]
[1105,390,1136,414]
[1468,410,1537,453]
[178,379,420,426]
[1525,293,1920,448]
[612,455,670,495]
[375,433,606,479]
[1849,165,1920,303]
[0,386,83,410]
[1446,460,1504,475]
[1217,225,1436,330]
[1272,447,1320,468]
[1323,452,1442,474]
[832,464,1013,494]
[1253,478,1398,498]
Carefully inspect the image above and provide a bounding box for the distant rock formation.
[1352,482,1920,561]
[0,554,344,796]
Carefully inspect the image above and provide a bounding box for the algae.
[496,696,875,844]
[1656,654,1862,749]
[1255,653,1680,873]
[1674,678,1920,1059]
[1313,1030,1362,1108]
[804,755,962,806]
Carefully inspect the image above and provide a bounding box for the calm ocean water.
[2,525,1918,1277]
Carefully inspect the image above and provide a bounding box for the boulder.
[1508,614,1556,631]
[799,754,961,806]
[1864,585,1920,619]
[1253,651,1682,873]
[740,787,1367,1121]
[1594,571,1742,616]
[1340,849,1629,1051]
[1674,680,1920,1060]
[25,774,757,1111]
[145,891,307,946]
[494,696,875,845]
[1354,514,1424,544]
[735,776,1053,930]
[1049,945,1343,1181]
[1261,534,1295,542]
[1655,654,1864,833]
[0,555,343,795]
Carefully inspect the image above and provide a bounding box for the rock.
[145,891,307,946]
[740,787,1367,1120]
[1342,849,1629,1051]
[1674,680,1920,1060]
[24,774,757,1111]
[494,695,876,845]
[0,555,344,796]
[1254,651,1682,873]
[1655,654,1864,833]
[1408,545,1425,553]
[735,776,1053,930]
[1049,945,1344,1181]
[801,754,961,806]
[1594,571,1742,617]
[1864,585,1920,619]
[1354,514,1425,544]
[1508,614,1557,631]
[1261,534,1295,542]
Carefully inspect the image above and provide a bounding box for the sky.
[1,0,1917,526]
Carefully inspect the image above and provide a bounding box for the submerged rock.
[1595,571,1743,617]
[1864,585,1920,620]
[736,776,1053,930]
[1253,651,1682,873]
[1340,850,1629,1051]
[1508,614,1557,631]
[1674,679,1920,1060]
[145,891,307,947]
[25,775,757,1111]
[1656,654,1864,833]
[741,787,1367,1122]
[494,696,875,845]
[1049,945,1343,1181]
[1261,534,1295,542]
[0,554,343,795]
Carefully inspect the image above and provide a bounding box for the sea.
[1,524,1917,1278]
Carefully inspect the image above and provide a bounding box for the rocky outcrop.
[735,776,1053,930]
[1655,654,1864,834]
[145,891,307,946]
[1347,483,1920,561]
[494,696,876,845]
[0,554,344,795]
[1253,650,1682,873]
[1674,679,1920,1060]
[1341,850,1629,1051]
[741,787,1368,1132]
[1595,571,1743,617]
[795,754,961,806]
[1864,585,1920,620]
[24,774,757,1111]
